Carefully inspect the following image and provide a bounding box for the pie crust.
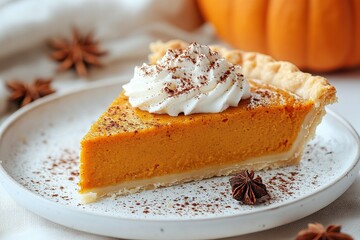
[79,40,337,203]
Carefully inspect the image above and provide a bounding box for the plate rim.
[0,82,359,231]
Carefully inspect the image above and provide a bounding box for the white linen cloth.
[0,0,211,116]
[1,0,360,239]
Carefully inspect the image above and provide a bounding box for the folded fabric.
[0,0,214,116]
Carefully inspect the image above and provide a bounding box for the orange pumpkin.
[198,0,360,72]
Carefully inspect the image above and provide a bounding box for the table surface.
[0,70,359,240]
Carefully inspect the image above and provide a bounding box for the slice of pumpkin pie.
[79,40,336,203]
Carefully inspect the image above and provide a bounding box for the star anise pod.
[6,78,55,108]
[296,223,353,240]
[49,28,107,77]
[229,170,269,205]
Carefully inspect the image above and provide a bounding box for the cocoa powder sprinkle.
[138,42,246,99]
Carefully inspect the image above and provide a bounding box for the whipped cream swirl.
[123,42,251,116]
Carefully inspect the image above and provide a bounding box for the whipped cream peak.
[123,42,251,116]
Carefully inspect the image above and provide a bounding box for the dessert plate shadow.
[0,82,359,240]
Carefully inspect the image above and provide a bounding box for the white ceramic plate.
[0,82,359,240]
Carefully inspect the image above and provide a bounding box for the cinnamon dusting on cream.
[123,42,251,116]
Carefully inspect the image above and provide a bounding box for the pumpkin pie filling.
[79,40,336,203]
